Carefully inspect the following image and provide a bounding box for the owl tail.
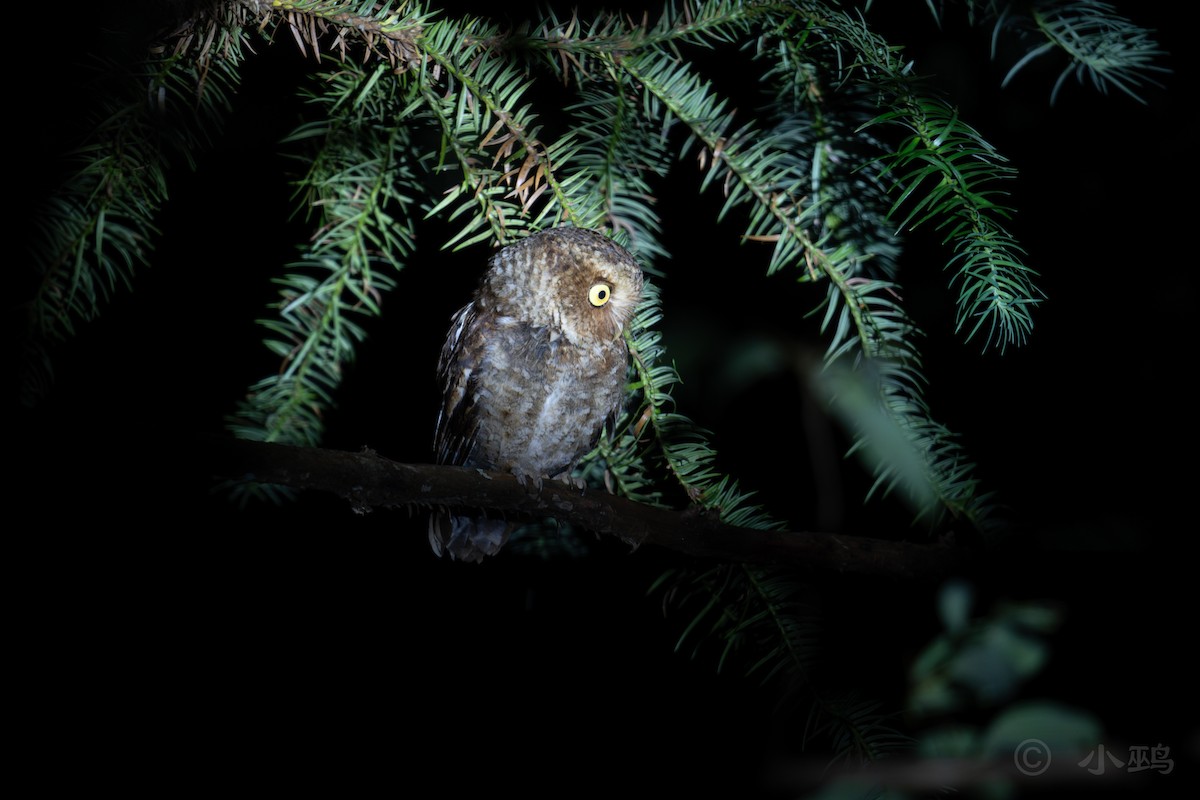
[428,509,512,563]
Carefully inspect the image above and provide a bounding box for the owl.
[429,226,645,562]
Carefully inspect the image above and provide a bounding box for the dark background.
[10,1,1194,795]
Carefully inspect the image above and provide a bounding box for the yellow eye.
[588,282,612,307]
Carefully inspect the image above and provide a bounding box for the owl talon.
[550,470,587,493]
[515,472,543,495]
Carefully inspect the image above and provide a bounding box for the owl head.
[481,227,644,344]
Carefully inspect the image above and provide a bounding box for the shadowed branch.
[204,435,976,579]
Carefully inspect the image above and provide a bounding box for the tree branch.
[203,436,976,579]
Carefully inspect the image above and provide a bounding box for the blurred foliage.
[794,580,1102,798]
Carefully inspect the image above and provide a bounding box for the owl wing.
[593,344,631,456]
[434,302,483,467]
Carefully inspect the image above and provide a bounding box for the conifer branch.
[22,4,248,403]
[1006,0,1170,104]
[560,77,673,266]
[246,0,424,70]
[614,284,783,532]
[416,16,590,247]
[227,62,419,450]
[27,15,247,340]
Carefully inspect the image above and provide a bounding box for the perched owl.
[430,226,645,562]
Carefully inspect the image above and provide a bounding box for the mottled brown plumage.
[430,226,645,562]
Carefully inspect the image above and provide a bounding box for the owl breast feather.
[465,316,627,481]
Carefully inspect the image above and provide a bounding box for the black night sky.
[10,2,1196,796]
